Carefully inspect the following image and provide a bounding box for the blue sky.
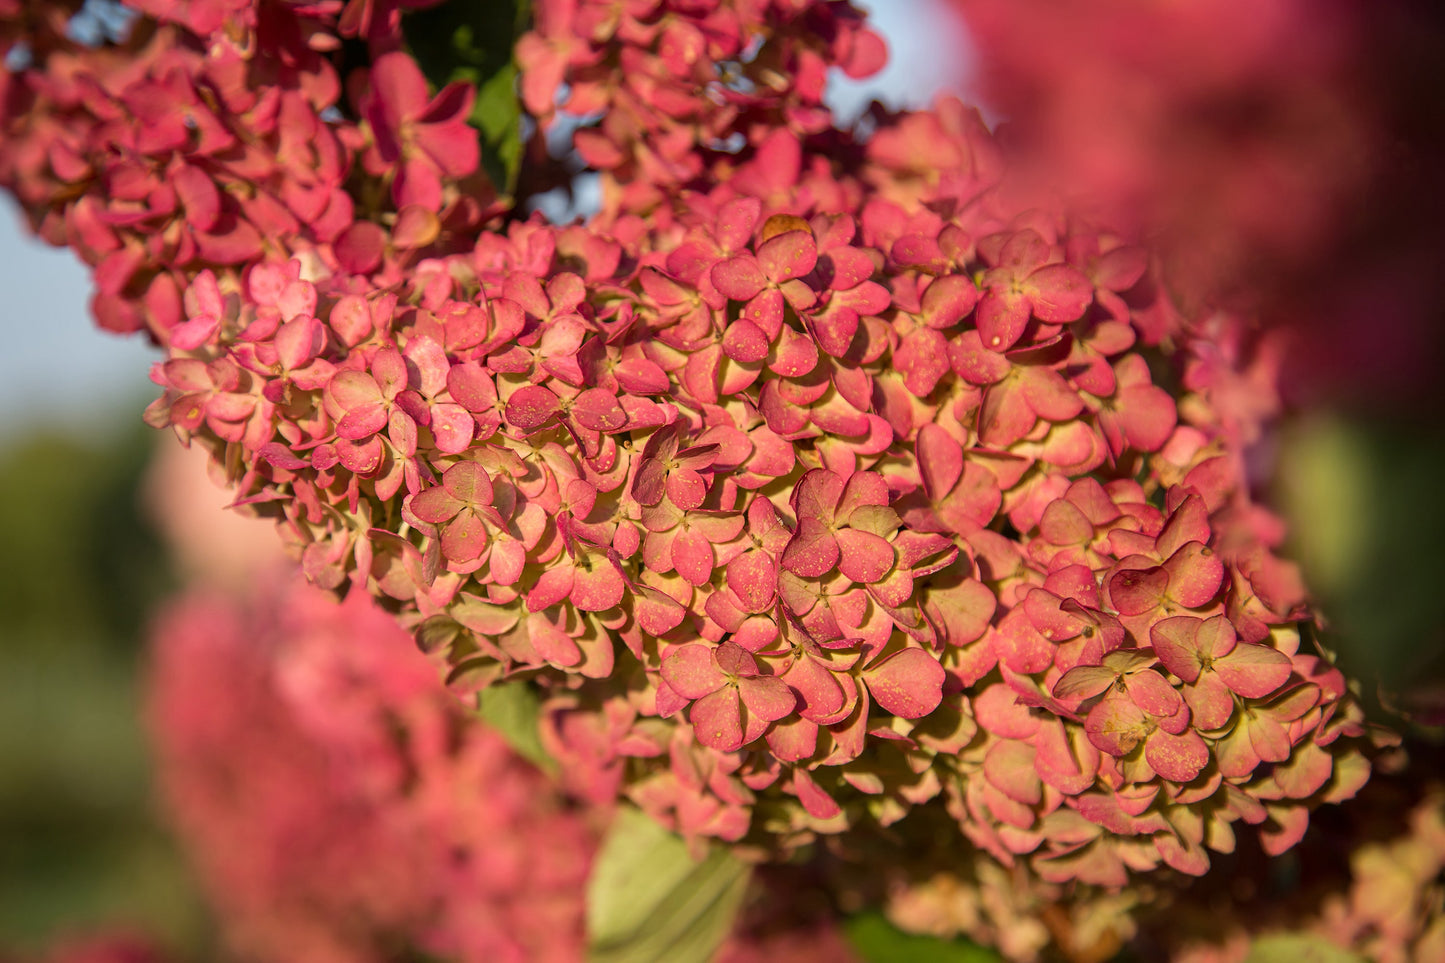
[0,0,969,443]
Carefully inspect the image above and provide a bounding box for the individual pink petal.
[1150,616,1204,682]
[662,643,727,699]
[741,288,786,338]
[429,403,475,453]
[489,539,526,585]
[443,462,493,504]
[1116,383,1177,452]
[413,90,479,178]
[739,675,796,723]
[334,221,388,275]
[635,589,686,636]
[1124,668,1183,718]
[505,384,561,431]
[1020,366,1083,420]
[1052,664,1115,702]
[172,164,221,231]
[666,469,707,511]
[614,354,670,394]
[1021,589,1083,641]
[976,289,1029,351]
[715,197,761,252]
[691,686,745,752]
[896,327,951,397]
[1024,263,1092,322]
[410,486,462,525]
[530,618,582,667]
[1108,566,1169,615]
[711,256,767,300]
[836,471,888,519]
[722,319,770,363]
[672,528,715,587]
[169,315,220,352]
[1156,834,1211,877]
[978,381,1036,447]
[1259,805,1310,856]
[783,656,847,721]
[835,528,895,583]
[757,230,818,281]
[1214,643,1293,699]
[1273,742,1333,799]
[1084,690,1148,756]
[1033,717,1100,796]
[767,717,819,762]
[1164,542,1225,608]
[572,557,624,611]
[949,330,1011,386]
[984,740,1042,806]
[572,388,627,431]
[1247,713,1292,764]
[1156,494,1212,558]
[714,641,758,678]
[440,511,487,563]
[727,551,778,613]
[1183,673,1235,732]
[368,51,430,135]
[920,274,978,328]
[863,647,944,719]
[781,522,839,578]
[526,564,573,611]
[391,204,440,249]
[926,579,996,647]
[993,609,1055,674]
[1038,498,1094,545]
[445,364,497,416]
[792,768,841,820]
[337,402,388,440]
[916,423,963,501]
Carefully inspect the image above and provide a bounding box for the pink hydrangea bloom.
[147,577,598,963]
[0,0,1398,947]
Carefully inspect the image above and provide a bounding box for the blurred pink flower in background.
[143,438,286,589]
[950,0,1445,410]
[146,577,599,963]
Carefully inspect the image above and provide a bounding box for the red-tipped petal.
[662,643,727,699]
[505,384,561,431]
[1108,566,1169,616]
[1215,643,1293,699]
[864,647,945,719]
[691,686,745,752]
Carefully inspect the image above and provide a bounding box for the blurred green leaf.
[1245,934,1366,963]
[0,425,201,951]
[403,0,532,194]
[1277,415,1445,715]
[474,678,555,775]
[587,806,750,963]
[845,911,1006,963]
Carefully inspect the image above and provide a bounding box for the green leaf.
[587,806,751,963]
[402,0,532,194]
[845,911,1006,963]
[1245,934,1367,963]
[474,679,555,775]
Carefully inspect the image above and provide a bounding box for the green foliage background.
[0,415,205,956]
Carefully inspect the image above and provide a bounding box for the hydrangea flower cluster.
[867,774,1445,963]
[147,560,865,963]
[1161,770,1445,963]
[0,0,1385,923]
